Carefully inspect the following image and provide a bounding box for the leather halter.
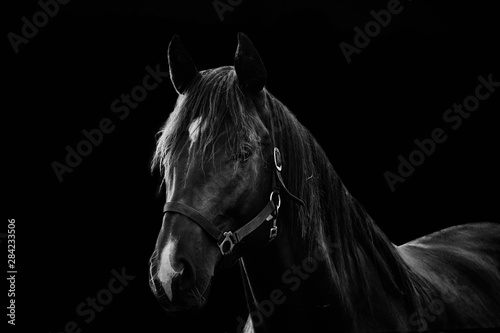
[163,147,304,256]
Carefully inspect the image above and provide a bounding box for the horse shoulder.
[397,222,500,329]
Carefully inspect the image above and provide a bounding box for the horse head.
[149,33,278,315]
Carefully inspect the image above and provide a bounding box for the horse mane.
[264,88,433,328]
[151,66,432,329]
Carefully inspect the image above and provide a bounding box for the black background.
[5,0,499,332]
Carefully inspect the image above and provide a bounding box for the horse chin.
[163,276,213,317]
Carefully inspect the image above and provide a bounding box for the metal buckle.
[269,191,281,211]
[273,147,282,172]
[218,231,236,256]
[268,192,280,241]
[269,222,278,240]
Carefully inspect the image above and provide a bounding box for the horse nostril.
[156,256,195,305]
[176,258,195,292]
[173,257,186,273]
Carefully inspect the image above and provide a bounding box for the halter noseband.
[163,146,304,256]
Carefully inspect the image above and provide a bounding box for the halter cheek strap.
[273,147,305,207]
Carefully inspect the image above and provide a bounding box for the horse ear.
[168,35,199,94]
[234,32,267,94]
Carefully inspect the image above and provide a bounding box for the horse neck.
[258,112,420,330]
[304,145,422,326]
[242,193,409,332]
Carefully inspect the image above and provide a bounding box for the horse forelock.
[152,66,264,186]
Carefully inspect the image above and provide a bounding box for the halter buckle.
[218,231,236,256]
[268,191,280,241]
[269,191,281,211]
[273,147,283,172]
[269,222,278,240]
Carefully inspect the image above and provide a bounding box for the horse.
[149,33,500,332]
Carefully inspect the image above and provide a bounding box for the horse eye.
[234,148,252,162]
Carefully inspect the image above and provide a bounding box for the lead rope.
[239,258,258,308]
[240,257,271,332]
